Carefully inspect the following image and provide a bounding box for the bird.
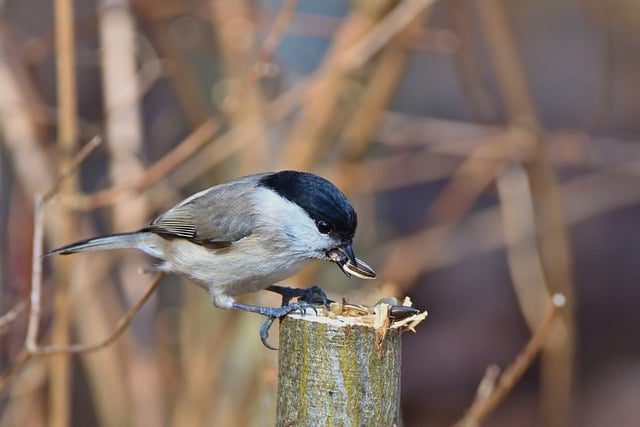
[47,170,377,347]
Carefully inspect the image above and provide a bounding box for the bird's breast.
[160,237,311,296]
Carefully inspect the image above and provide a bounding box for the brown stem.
[453,295,566,427]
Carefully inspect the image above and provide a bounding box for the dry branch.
[51,0,79,423]
[0,301,27,336]
[475,1,576,425]
[99,2,161,423]
[341,3,430,160]
[453,294,566,427]
[28,274,163,355]
[210,0,267,173]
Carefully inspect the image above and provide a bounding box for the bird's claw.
[267,285,334,307]
[299,285,333,306]
[259,318,277,350]
[258,301,318,350]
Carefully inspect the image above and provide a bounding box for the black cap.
[259,171,357,240]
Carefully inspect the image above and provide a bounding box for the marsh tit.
[47,170,376,346]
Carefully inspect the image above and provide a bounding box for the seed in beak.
[327,247,377,280]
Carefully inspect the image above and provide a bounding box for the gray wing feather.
[148,175,264,245]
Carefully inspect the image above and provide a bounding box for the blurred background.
[1,0,639,426]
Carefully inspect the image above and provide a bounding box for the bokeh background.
[1,0,639,426]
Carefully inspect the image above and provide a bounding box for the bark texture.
[276,315,402,426]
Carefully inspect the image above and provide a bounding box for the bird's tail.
[45,231,146,256]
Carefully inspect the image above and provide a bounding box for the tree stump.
[276,301,427,426]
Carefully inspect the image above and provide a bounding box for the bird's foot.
[231,301,319,350]
[266,285,333,307]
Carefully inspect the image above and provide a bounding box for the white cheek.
[251,187,337,256]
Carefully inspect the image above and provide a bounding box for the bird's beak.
[328,243,377,280]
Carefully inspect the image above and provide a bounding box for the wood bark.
[277,315,402,426]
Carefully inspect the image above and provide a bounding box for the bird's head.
[258,170,376,279]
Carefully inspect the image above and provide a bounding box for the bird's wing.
[146,176,263,247]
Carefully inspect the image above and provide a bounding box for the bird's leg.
[231,301,318,350]
[227,286,332,350]
[266,285,333,307]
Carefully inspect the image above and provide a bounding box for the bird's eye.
[316,220,332,234]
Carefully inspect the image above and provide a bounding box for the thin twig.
[427,130,519,224]
[29,273,163,355]
[469,365,501,407]
[0,349,32,392]
[449,0,498,123]
[0,300,28,336]
[6,0,298,394]
[250,8,453,53]
[51,0,78,422]
[3,136,103,396]
[167,122,256,190]
[26,137,102,352]
[267,0,441,139]
[210,0,267,174]
[0,274,163,392]
[284,0,400,169]
[67,0,299,211]
[101,4,162,424]
[377,167,640,284]
[66,0,431,207]
[335,0,438,73]
[342,4,428,160]
[377,129,524,288]
[259,0,299,59]
[476,2,575,426]
[25,194,45,352]
[452,294,567,427]
[43,135,102,201]
[70,116,222,210]
[221,0,298,113]
[497,164,551,329]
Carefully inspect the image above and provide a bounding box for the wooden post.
[276,302,426,426]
